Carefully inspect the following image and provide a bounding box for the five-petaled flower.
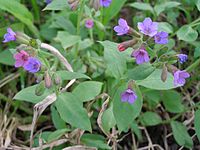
[114,18,129,36]
[100,0,112,7]
[14,50,30,68]
[137,18,158,37]
[24,57,41,73]
[3,28,16,43]
[178,54,188,64]
[131,47,150,64]
[154,31,168,44]
[85,19,94,29]
[121,88,137,104]
[173,70,190,86]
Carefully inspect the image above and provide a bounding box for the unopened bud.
[44,71,52,88]
[89,0,100,11]
[94,20,105,31]
[35,81,45,96]
[118,39,137,52]
[167,65,178,74]
[15,32,31,45]
[161,64,168,82]
[53,73,61,85]
[128,28,141,38]
[68,0,79,11]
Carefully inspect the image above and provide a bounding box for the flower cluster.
[113,18,190,104]
[3,28,41,73]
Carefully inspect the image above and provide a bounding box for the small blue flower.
[178,54,188,64]
[121,88,137,104]
[100,0,112,7]
[24,57,41,73]
[174,70,190,86]
[3,28,16,43]
[154,31,168,44]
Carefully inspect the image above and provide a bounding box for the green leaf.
[0,50,15,66]
[56,71,91,81]
[129,2,154,13]
[162,90,184,113]
[55,92,91,131]
[136,69,176,90]
[154,2,181,16]
[13,85,51,103]
[102,103,116,133]
[81,134,111,150]
[50,14,76,34]
[171,121,193,148]
[103,0,127,24]
[0,0,38,37]
[113,83,143,132]
[158,22,173,33]
[72,81,103,102]
[43,0,69,10]
[101,41,127,79]
[47,129,70,142]
[194,47,200,58]
[144,90,161,108]
[195,109,200,141]
[139,112,162,126]
[55,31,81,49]
[128,63,155,80]
[196,0,200,11]
[177,25,198,42]
[51,105,67,130]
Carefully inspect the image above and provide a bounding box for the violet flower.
[173,70,190,86]
[24,57,41,73]
[154,31,168,44]
[114,18,129,36]
[14,50,29,68]
[85,19,94,29]
[121,88,137,104]
[131,47,150,64]
[178,54,188,64]
[137,18,158,37]
[100,0,112,7]
[3,28,16,43]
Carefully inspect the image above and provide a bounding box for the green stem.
[75,0,85,56]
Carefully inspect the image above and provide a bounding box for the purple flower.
[114,18,129,36]
[100,0,112,7]
[154,31,168,44]
[173,70,190,86]
[3,28,16,43]
[14,50,29,68]
[45,0,52,4]
[137,18,158,37]
[85,19,94,29]
[121,88,137,104]
[131,47,150,64]
[24,57,41,73]
[178,54,188,64]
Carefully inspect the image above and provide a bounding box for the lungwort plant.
[0,0,200,149]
